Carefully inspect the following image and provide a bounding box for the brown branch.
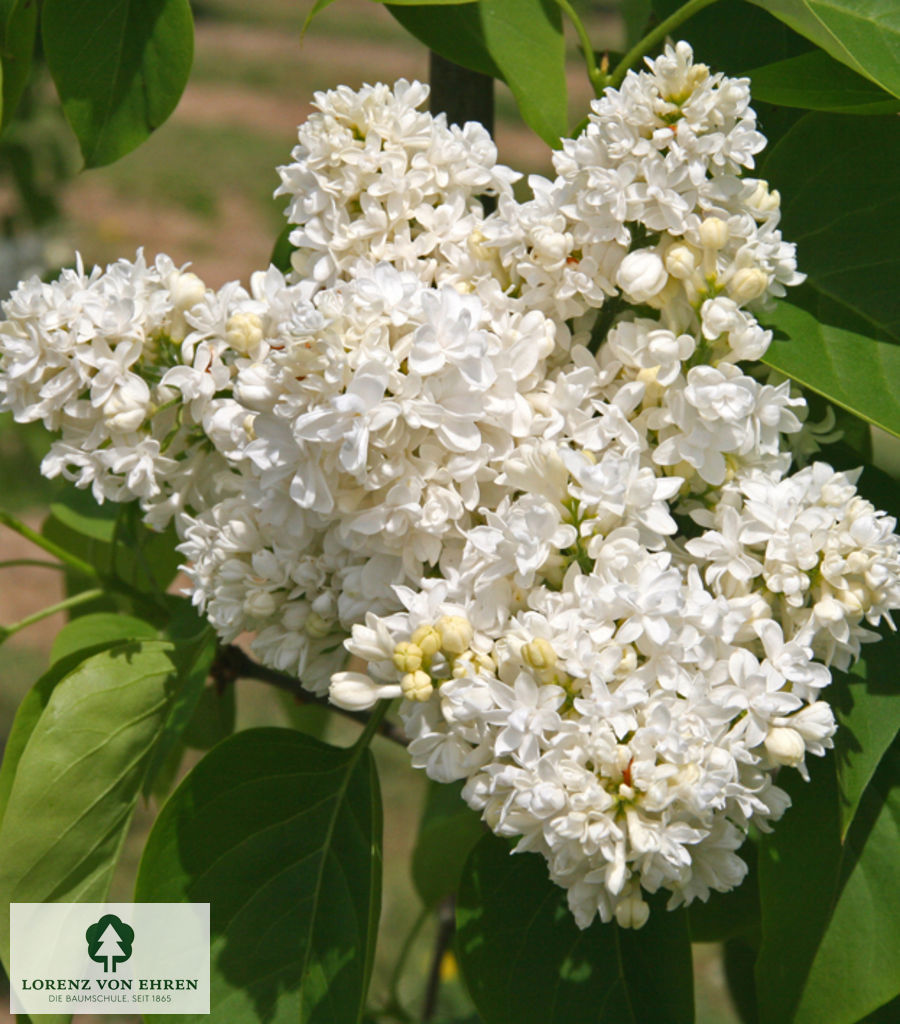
[213,643,409,747]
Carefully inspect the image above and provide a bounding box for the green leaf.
[0,0,38,132]
[181,681,235,749]
[43,499,183,596]
[412,780,483,908]
[831,630,900,838]
[135,728,383,1024]
[761,302,900,438]
[271,221,295,272]
[141,619,218,795]
[301,0,339,38]
[622,0,653,48]
[49,610,158,665]
[0,640,182,973]
[42,0,194,167]
[746,49,900,113]
[746,0,900,99]
[456,833,694,1023]
[756,746,900,1024]
[479,0,568,145]
[761,113,900,342]
[387,3,501,79]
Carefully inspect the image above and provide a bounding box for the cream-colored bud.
[522,637,557,673]
[665,244,697,280]
[401,670,434,702]
[168,270,206,310]
[225,311,264,355]
[746,179,781,215]
[243,590,278,619]
[615,894,650,930]
[698,217,729,250]
[764,726,806,767]
[305,611,332,638]
[616,249,668,303]
[728,267,769,304]
[410,624,442,657]
[392,641,423,673]
[436,615,473,655]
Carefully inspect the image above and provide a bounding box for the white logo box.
[10,902,210,1015]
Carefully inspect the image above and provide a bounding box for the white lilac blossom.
[1,45,898,930]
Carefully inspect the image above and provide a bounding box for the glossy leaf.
[456,833,693,1023]
[43,499,183,595]
[831,630,900,838]
[479,0,567,146]
[756,747,900,1024]
[135,728,382,1024]
[652,0,812,73]
[42,0,194,167]
[0,640,181,971]
[49,610,157,665]
[412,780,484,908]
[0,0,38,132]
[761,302,900,438]
[141,615,218,794]
[387,3,501,80]
[746,49,900,113]
[761,113,900,342]
[746,0,900,99]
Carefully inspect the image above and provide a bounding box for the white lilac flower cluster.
[1,44,898,928]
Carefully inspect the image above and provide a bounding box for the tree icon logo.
[85,914,134,973]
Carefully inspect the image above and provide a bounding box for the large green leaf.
[42,0,194,167]
[0,640,181,971]
[456,833,694,1023]
[412,780,484,908]
[0,0,38,132]
[761,302,900,438]
[756,746,900,1023]
[387,3,501,80]
[135,728,382,1024]
[479,0,567,146]
[761,113,900,342]
[746,49,900,113]
[48,610,158,665]
[746,0,900,99]
[831,631,900,838]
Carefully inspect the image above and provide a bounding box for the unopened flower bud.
[226,311,264,355]
[746,179,781,215]
[243,589,278,619]
[665,244,697,280]
[330,671,399,711]
[764,726,806,767]
[616,249,668,303]
[392,641,423,673]
[522,637,557,673]
[104,381,150,433]
[168,270,206,310]
[401,670,434,702]
[615,894,650,930]
[305,611,332,638]
[411,624,442,657]
[728,267,769,304]
[698,217,729,250]
[436,614,474,655]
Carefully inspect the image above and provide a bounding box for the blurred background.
[0,2,742,1021]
